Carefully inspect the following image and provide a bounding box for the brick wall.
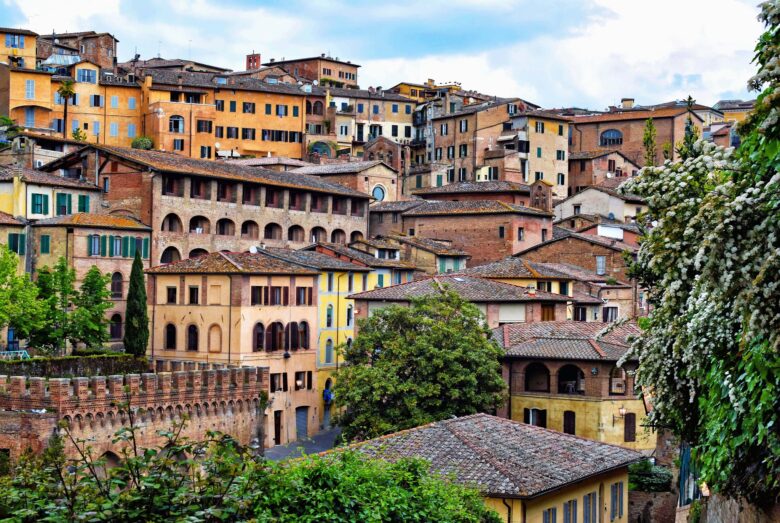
[521,236,633,282]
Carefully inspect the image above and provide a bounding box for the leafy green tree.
[0,415,500,522]
[0,245,43,341]
[28,258,76,353]
[0,115,20,141]
[70,266,112,350]
[56,80,75,140]
[642,117,657,166]
[71,128,87,142]
[131,135,153,150]
[619,2,780,503]
[335,288,506,442]
[675,95,700,160]
[123,250,148,356]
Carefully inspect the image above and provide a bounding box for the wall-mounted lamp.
[295,377,304,389]
[591,367,599,376]
[613,406,627,426]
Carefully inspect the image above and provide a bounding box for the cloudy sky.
[1,0,763,108]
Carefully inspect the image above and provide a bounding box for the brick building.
[291,160,399,204]
[399,200,554,266]
[357,235,470,275]
[43,144,371,264]
[555,185,647,223]
[568,150,640,194]
[263,54,359,88]
[412,180,551,207]
[367,199,424,237]
[38,31,119,70]
[349,274,570,329]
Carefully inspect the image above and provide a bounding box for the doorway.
[295,406,309,440]
[273,410,282,445]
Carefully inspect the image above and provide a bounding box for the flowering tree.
[620,2,779,503]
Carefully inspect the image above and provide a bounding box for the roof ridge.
[521,259,541,278]
[218,251,242,271]
[588,339,607,358]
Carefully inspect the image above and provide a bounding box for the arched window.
[186,325,199,351]
[346,305,353,326]
[169,115,185,133]
[331,229,346,244]
[325,338,334,363]
[267,322,284,351]
[111,272,123,299]
[305,100,312,115]
[160,246,181,264]
[161,213,183,232]
[216,218,235,236]
[313,100,323,115]
[264,223,282,240]
[326,304,334,327]
[189,248,208,258]
[189,216,210,234]
[524,362,550,392]
[252,323,264,352]
[241,220,259,239]
[311,227,326,243]
[350,231,364,243]
[164,324,177,350]
[288,225,305,242]
[208,324,222,353]
[609,366,627,395]
[600,129,623,146]
[557,364,585,395]
[299,321,309,349]
[109,313,122,339]
[372,185,386,201]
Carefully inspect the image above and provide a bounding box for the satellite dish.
[249,245,258,254]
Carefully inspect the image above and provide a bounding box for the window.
[625,412,636,442]
[535,121,545,133]
[610,482,624,521]
[325,339,334,363]
[563,411,576,435]
[535,171,544,181]
[242,102,255,114]
[31,193,48,214]
[498,226,505,238]
[600,129,623,146]
[164,324,176,350]
[102,177,110,193]
[241,128,256,140]
[346,305,353,326]
[556,149,566,161]
[537,147,542,158]
[603,306,619,322]
[276,104,288,117]
[391,124,398,137]
[24,107,34,127]
[127,124,137,138]
[109,95,118,109]
[293,105,299,117]
[227,127,238,139]
[196,120,212,133]
[24,79,35,100]
[458,168,467,181]
[574,306,587,321]
[559,281,569,295]
[608,159,617,172]
[339,124,348,136]
[377,274,384,287]
[92,121,100,136]
[187,285,199,305]
[39,234,50,254]
[459,119,468,132]
[392,103,398,113]
[357,103,364,113]
[583,492,598,523]
[296,286,312,305]
[76,69,97,83]
[128,97,137,110]
[108,122,118,137]
[52,118,64,133]
[558,124,564,136]
[573,204,582,215]
[169,115,184,133]
[517,227,524,241]
[541,303,555,321]
[524,407,547,427]
[440,123,448,136]
[166,287,177,304]
[7,233,25,255]
[372,105,379,114]
[90,94,103,107]
[562,499,577,523]
[557,173,565,185]
[186,325,199,351]
[327,272,334,292]
[200,146,211,159]
[326,304,334,327]
[5,33,25,48]
[55,193,72,215]
[459,144,468,157]
[87,234,100,257]
[77,194,90,212]
[112,236,122,257]
[595,255,606,275]
[542,508,556,523]
[173,139,184,151]
[229,100,237,112]
[252,323,264,352]
[541,229,548,242]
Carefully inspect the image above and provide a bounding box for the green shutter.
[129,237,136,257]
[86,235,93,256]
[55,193,65,215]
[453,258,460,271]
[121,236,129,257]
[42,194,49,215]
[8,233,16,253]
[108,235,114,257]
[377,274,384,287]
[40,235,50,254]
[142,237,149,259]
[66,194,72,214]
[439,258,446,273]
[77,195,89,212]
[100,235,107,256]
[18,234,25,255]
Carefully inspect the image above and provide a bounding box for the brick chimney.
[621,97,635,109]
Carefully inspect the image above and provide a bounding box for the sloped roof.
[0,166,99,191]
[402,200,552,217]
[349,275,569,302]
[381,234,469,257]
[226,157,311,168]
[370,200,425,212]
[431,98,519,120]
[494,321,640,361]
[308,242,416,269]
[43,145,370,198]
[260,247,370,272]
[0,27,38,37]
[142,69,311,96]
[0,211,24,226]
[515,229,638,256]
[263,56,361,68]
[572,106,698,124]
[458,257,573,279]
[347,413,642,498]
[412,181,531,196]
[33,213,150,230]
[146,251,318,275]
[291,161,393,176]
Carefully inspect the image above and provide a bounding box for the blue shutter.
[4,34,10,47]
[19,35,24,48]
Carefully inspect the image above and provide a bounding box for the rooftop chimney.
[621,97,635,109]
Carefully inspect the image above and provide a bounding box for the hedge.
[629,460,673,492]
[0,354,149,378]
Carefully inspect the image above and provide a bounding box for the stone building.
[495,321,654,453]
[32,213,152,346]
[225,156,311,172]
[367,199,424,237]
[146,251,319,446]
[568,150,640,194]
[291,160,399,204]
[0,210,26,277]
[263,54,360,88]
[43,144,371,264]
[349,274,570,329]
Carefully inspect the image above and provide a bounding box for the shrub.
[131,135,153,150]
[628,460,673,492]
[0,354,148,377]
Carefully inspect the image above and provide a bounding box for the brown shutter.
[263,286,269,306]
[307,371,313,389]
[283,286,289,306]
[307,287,313,305]
[624,413,636,442]
[539,410,547,428]
[282,373,288,391]
[523,408,530,424]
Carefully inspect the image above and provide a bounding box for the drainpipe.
[150,274,156,365]
[227,275,233,366]
[502,498,512,523]
[335,272,347,371]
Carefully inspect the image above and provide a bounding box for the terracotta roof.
[518,109,574,122]
[323,87,410,103]
[143,69,311,97]
[146,251,318,275]
[370,200,425,212]
[459,258,573,279]
[40,31,117,41]
[120,57,230,72]
[0,27,38,37]
[262,56,361,68]
[515,229,638,256]
[44,145,370,198]
[494,321,640,361]
[19,131,87,146]
[291,161,394,176]
[33,213,150,230]
[347,413,642,498]
[226,157,311,168]
[556,183,645,205]
[260,247,370,272]
[713,99,755,111]
[402,200,552,217]
[431,98,520,121]
[412,181,531,196]
[348,275,569,302]
[309,242,416,269]
[381,234,469,257]
[569,150,622,160]
[572,106,696,124]
[0,166,99,191]
[531,262,616,284]
[578,222,642,235]
[553,213,622,227]
[0,211,24,226]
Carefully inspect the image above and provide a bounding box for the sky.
[0,0,764,109]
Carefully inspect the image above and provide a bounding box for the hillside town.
[0,3,776,522]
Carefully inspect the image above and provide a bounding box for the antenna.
[157,40,161,58]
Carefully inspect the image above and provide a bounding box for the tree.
[642,117,657,166]
[123,250,148,356]
[675,95,700,160]
[335,288,506,442]
[27,258,75,353]
[0,418,501,522]
[0,245,43,341]
[71,128,87,142]
[56,80,75,140]
[131,135,153,150]
[70,266,112,350]
[619,2,780,503]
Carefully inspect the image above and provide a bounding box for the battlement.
[0,364,270,417]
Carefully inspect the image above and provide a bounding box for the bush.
[629,460,673,492]
[131,136,153,150]
[0,354,148,377]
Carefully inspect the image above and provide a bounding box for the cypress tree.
[123,250,148,356]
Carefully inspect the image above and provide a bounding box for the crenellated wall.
[0,363,270,460]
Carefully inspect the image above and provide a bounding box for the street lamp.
[612,405,627,426]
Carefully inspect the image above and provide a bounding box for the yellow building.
[495,321,655,453]
[713,99,756,124]
[347,413,641,523]
[0,165,100,221]
[0,28,37,70]
[146,251,320,447]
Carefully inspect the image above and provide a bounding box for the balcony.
[337,104,355,115]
